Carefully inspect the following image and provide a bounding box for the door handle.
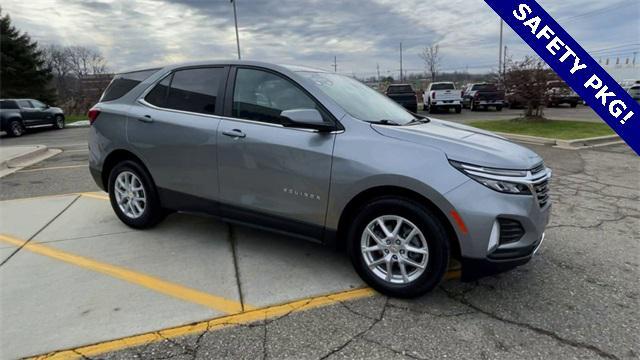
[137,115,154,123]
[222,129,246,138]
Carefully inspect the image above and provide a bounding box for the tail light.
[88,108,101,125]
[474,92,480,99]
[431,91,436,99]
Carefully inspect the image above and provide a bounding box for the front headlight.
[449,160,532,195]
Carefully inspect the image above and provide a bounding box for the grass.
[468,118,615,140]
[65,114,88,124]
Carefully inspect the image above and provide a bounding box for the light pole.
[400,42,403,82]
[498,19,504,76]
[231,0,241,59]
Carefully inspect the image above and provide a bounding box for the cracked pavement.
[92,144,638,360]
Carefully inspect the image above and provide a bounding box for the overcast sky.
[3,0,639,77]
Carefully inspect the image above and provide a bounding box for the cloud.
[2,0,638,77]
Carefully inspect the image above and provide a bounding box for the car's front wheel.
[108,160,167,229]
[54,115,65,129]
[348,197,450,298]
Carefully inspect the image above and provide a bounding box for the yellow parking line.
[77,192,109,201]
[16,164,87,173]
[30,287,377,360]
[0,234,249,314]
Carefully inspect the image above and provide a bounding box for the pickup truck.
[385,84,417,112]
[545,81,580,108]
[0,99,65,137]
[462,83,505,111]
[424,82,462,113]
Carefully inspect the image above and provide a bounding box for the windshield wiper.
[370,119,401,126]
[405,116,431,126]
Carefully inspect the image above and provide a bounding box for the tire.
[53,115,65,129]
[455,106,462,114]
[570,102,577,108]
[108,160,167,229]
[7,120,25,137]
[429,105,437,114]
[496,105,503,111]
[347,197,450,298]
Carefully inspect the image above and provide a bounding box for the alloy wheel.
[360,215,429,284]
[114,171,146,219]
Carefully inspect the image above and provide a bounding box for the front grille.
[533,178,550,207]
[498,218,525,244]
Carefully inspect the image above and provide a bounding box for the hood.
[372,118,543,170]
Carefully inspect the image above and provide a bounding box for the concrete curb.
[494,132,623,150]
[1,145,48,169]
[0,145,62,178]
[67,120,90,128]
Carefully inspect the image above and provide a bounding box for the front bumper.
[444,169,551,279]
[460,232,545,281]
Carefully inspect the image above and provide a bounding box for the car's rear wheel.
[496,105,503,111]
[108,160,167,229]
[455,106,462,114]
[7,120,25,137]
[54,115,65,129]
[348,197,450,298]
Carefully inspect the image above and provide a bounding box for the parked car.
[88,61,551,298]
[621,80,640,104]
[545,81,580,108]
[0,99,65,137]
[424,82,462,113]
[462,83,505,111]
[385,84,418,112]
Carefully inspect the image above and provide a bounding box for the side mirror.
[280,109,334,132]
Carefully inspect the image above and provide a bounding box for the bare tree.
[504,56,551,119]
[67,46,107,78]
[41,45,109,115]
[418,43,440,82]
[42,44,73,99]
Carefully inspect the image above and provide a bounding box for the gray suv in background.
[88,61,551,297]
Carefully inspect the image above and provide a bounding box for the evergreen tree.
[0,8,56,103]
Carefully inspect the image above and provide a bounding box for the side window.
[144,75,171,108]
[31,100,46,108]
[232,68,321,124]
[165,67,224,115]
[17,100,33,108]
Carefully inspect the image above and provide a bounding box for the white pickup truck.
[423,82,463,113]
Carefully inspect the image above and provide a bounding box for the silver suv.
[88,61,551,297]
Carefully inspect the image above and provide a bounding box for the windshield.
[298,72,415,125]
[431,83,455,90]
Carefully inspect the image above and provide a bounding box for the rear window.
[0,100,19,109]
[431,83,455,90]
[101,69,160,102]
[386,85,414,94]
[472,84,497,91]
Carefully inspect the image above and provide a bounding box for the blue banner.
[484,0,640,155]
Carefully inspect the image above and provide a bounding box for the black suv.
[0,99,66,137]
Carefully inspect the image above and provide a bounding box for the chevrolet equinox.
[88,61,551,297]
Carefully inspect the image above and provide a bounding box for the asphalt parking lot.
[0,117,638,360]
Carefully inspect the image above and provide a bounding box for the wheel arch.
[334,185,461,260]
[100,149,153,190]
